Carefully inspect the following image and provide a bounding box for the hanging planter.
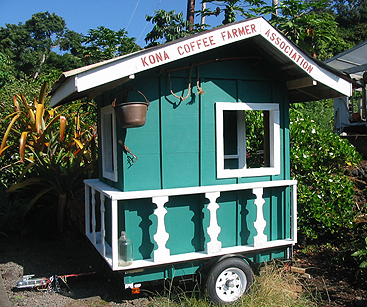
[112,88,150,128]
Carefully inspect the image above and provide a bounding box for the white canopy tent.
[326,41,367,133]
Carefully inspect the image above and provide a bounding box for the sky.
[0,0,271,48]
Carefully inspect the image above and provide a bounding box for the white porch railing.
[84,179,297,271]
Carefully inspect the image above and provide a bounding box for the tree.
[331,0,367,46]
[0,12,141,82]
[145,9,208,47]
[201,0,266,24]
[24,12,66,78]
[0,52,14,89]
[80,26,141,65]
[0,12,67,79]
[252,0,349,59]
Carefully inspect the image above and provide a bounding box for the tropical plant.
[79,26,141,64]
[202,0,266,24]
[0,82,97,233]
[252,0,348,59]
[352,236,367,268]
[145,9,208,47]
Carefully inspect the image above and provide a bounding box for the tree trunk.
[272,0,279,17]
[187,0,195,31]
[201,2,206,28]
[33,49,47,79]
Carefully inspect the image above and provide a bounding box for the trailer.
[50,17,353,304]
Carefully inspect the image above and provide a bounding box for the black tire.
[204,257,253,305]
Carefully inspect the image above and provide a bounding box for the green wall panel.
[165,194,205,255]
[123,199,157,261]
[120,77,161,191]
[200,79,237,186]
[161,77,200,189]
[238,80,272,103]
[217,192,239,248]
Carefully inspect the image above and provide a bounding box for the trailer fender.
[197,254,257,284]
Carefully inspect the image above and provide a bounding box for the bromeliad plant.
[0,82,97,233]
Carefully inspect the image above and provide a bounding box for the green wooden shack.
[50,17,352,304]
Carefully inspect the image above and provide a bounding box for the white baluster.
[205,192,222,254]
[152,196,170,262]
[253,187,267,247]
[100,194,106,257]
[291,184,297,243]
[85,184,90,235]
[91,188,96,245]
[111,199,119,270]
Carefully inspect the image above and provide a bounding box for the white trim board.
[216,102,281,178]
[51,17,352,106]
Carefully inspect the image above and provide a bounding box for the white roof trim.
[50,17,352,106]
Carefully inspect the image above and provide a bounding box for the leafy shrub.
[290,109,362,239]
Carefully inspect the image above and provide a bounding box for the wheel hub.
[215,267,247,302]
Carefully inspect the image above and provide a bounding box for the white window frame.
[216,102,281,178]
[101,105,118,182]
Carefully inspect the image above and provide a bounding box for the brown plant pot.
[112,89,150,128]
[114,102,149,128]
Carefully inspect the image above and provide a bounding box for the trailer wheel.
[204,257,253,305]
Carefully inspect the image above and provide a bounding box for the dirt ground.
[1,230,367,306]
[0,231,153,306]
[293,244,367,307]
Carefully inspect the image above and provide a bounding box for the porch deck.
[84,179,297,271]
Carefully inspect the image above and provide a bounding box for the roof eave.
[50,17,353,107]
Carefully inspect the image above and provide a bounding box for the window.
[101,105,118,182]
[216,102,280,178]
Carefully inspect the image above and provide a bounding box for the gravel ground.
[0,231,153,306]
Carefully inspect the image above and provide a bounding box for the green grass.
[149,262,319,307]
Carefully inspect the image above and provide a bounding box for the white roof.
[50,17,353,106]
[325,40,367,80]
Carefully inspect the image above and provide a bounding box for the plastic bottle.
[118,231,133,266]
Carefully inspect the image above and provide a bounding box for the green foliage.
[332,0,367,46]
[292,99,335,131]
[245,110,267,168]
[253,0,348,59]
[0,11,67,79]
[290,109,362,239]
[145,10,208,47]
[0,12,140,81]
[352,236,367,268]
[81,26,141,64]
[202,0,266,23]
[0,52,15,88]
[0,83,98,233]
